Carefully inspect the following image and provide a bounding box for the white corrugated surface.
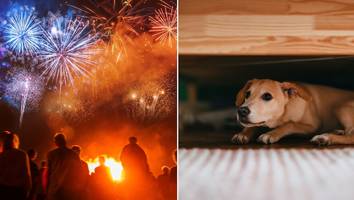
[179,148,354,200]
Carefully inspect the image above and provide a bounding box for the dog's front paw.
[231,134,250,144]
[257,133,279,144]
[311,134,332,146]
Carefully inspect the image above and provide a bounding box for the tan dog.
[232,79,354,145]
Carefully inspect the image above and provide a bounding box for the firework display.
[3,70,44,127]
[40,17,99,91]
[3,7,42,55]
[126,84,171,123]
[149,3,177,47]
[0,1,176,127]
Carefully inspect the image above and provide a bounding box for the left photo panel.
[0,0,177,200]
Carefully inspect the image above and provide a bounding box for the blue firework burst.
[39,17,99,90]
[3,8,42,55]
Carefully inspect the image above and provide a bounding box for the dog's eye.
[261,92,273,101]
[245,91,251,99]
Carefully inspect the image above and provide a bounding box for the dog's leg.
[257,122,316,144]
[232,127,258,144]
[311,134,354,145]
[311,101,354,145]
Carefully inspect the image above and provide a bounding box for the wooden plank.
[179,0,354,15]
[316,15,354,30]
[179,0,354,55]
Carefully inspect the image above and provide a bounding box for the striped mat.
[179,148,354,200]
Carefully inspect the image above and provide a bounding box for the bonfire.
[86,155,124,182]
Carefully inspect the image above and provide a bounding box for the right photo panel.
[178,0,354,200]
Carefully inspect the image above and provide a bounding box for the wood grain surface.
[179,0,354,55]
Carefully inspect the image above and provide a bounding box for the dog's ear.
[236,80,255,107]
[281,82,311,101]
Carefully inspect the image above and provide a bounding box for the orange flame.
[86,156,124,182]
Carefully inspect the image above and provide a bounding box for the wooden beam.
[179,0,354,55]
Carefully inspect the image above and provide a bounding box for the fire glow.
[86,156,124,182]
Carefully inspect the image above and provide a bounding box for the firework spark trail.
[149,3,177,47]
[39,17,100,92]
[158,0,177,10]
[4,71,44,128]
[107,32,126,63]
[127,87,170,123]
[3,8,42,55]
[19,79,29,127]
[70,0,150,38]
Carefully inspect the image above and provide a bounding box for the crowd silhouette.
[0,131,177,200]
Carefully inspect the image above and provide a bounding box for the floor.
[179,132,354,200]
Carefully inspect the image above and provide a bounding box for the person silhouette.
[71,145,89,200]
[119,136,158,200]
[37,160,47,200]
[170,149,177,183]
[120,136,150,180]
[27,149,39,200]
[71,145,89,175]
[157,166,171,199]
[91,156,114,200]
[46,133,81,200]
[0,131,31,200]
[93,156,111,181]
[169,149,177,200]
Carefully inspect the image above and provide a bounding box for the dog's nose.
[238,106,250,117]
